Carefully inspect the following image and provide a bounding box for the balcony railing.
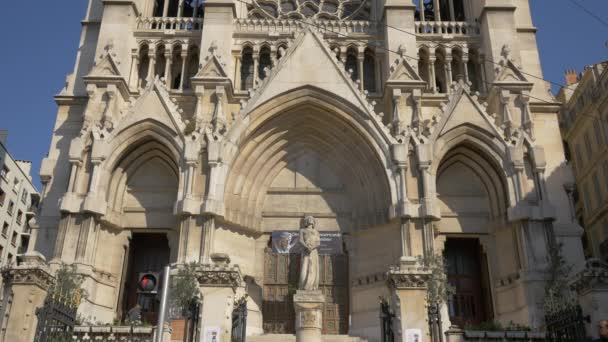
[235,18,377,35]
[72,325,154,342]
[136,17,203,33]
[415,21,479,36]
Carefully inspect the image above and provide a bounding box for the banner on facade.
[271,230,343,254]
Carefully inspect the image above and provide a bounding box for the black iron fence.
[232,297,247,342]
[546,305,590,342]
[34,295,78,342]
[380,298,395,342]
[428,303,444,342]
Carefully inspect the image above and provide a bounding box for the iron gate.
[232,297,247,342]
[428,303,444,342]
[546,305,590,342]
[380,298,394,342]
[34,295,78,342]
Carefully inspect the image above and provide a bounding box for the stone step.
[247,334,367,342]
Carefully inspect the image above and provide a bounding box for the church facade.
[19,0,586,340]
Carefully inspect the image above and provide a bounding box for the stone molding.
[197,254,242,288]
[386,265,431,289]
[569,258,608,295]
[2,266,54,291]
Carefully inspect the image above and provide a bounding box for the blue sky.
[0,1,606,190]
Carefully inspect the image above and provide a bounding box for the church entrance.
[444,238,492,327]
[262,242,349,335]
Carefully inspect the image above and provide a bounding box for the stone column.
[461,49,469,84]
[163,0,170,17]
[197,254,243,342]
[253,52,259,86]
[148,53,157,81]
[0,253,54,342]
[448,0,455,21]
[178,0,185,18]
[428,53,437,94]
[387,266,432,342]
[445,54,453,93]
[478,54,487,94]
[179,47,188,91]
[419,0,425,20]
[357,53,364,91]
[432,0,441,20]
[294,291,325,342]
[165,50,173,88]
[234,55,242,90]
[129,53,140,90]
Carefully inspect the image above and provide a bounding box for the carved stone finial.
[209,40,219,56]
[501,44,511,62]
[397,44,406,58]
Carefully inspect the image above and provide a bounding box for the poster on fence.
[271,230,343,254]
[405,329,423,342]
[203,326,221,342]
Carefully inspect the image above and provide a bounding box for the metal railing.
[136,17,204,32]
[415,21,479,36]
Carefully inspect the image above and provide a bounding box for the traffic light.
[137,272,160,294]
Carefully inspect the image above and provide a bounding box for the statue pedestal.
[294,290,325,342]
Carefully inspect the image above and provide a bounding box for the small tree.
[544,242,576,315]
[171,262,200,316]
[418,253,455,305]
[50,263,87,307]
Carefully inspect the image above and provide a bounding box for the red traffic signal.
[137,272,159,293]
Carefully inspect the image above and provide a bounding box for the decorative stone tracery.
[247,0,370,20]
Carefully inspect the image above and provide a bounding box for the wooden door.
[263,249,349,335]
[444,239,487,327]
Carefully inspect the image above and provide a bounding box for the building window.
[258,46,272,81]
[11,232,17,246]
[1,222,8,237]
[7,253,13,264]
[7,200,14,216]
[363,48,377,93]
[0,188,5,207]
[16,210,23,225]
[20,189,27,204]
[345,48,358,82]
[0,245,3,261]
[12,177,19,192]
[0,165,8,181]
[240,47,254,91]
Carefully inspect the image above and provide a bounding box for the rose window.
[247,0,370,20]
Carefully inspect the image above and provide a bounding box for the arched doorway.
[104,136,180,323]
[224,94,393,335]
[435,143,509,327]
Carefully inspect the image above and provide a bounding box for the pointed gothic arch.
[223,87,397,231]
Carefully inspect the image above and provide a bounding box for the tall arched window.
[155,44,167,79]
[186,46,199,89]
[139,44,150,88]
[241,47,254,90]
[345,48,358,82]
[363,48,377,93]
[258,46,272,81]
[418,48,430,92]
[171,45,183,89]
[153,0,165,17]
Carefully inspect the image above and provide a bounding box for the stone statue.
[298,215,321,291]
